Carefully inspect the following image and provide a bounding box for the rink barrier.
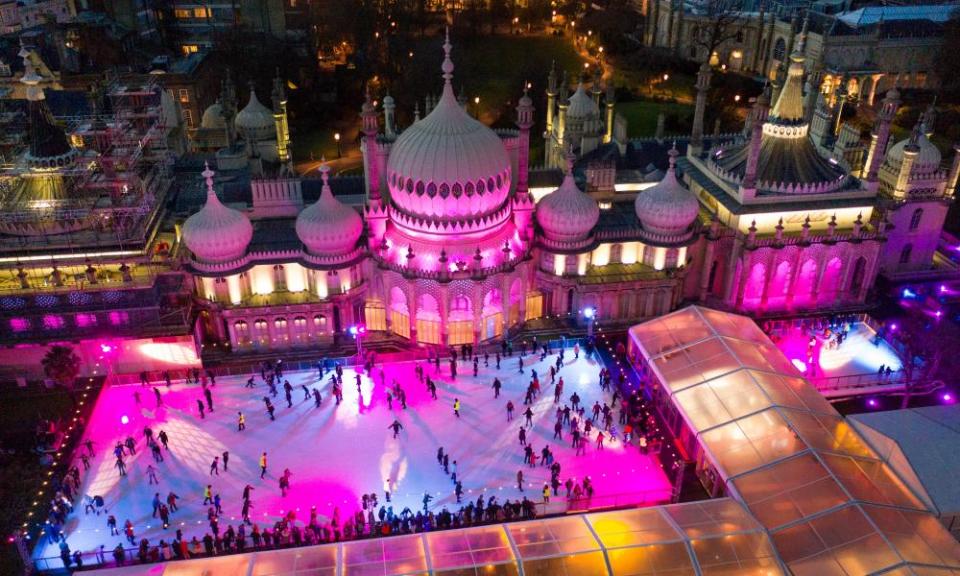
[109,338,590,387]
[30,487,668,572]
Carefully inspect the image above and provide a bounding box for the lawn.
[616,101,694,138]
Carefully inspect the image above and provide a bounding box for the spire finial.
[202,162,217,201]
[319,158,332,194]
[442,27,454,84]
[668,141,679,168]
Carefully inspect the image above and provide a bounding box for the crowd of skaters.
[50,335,666,571]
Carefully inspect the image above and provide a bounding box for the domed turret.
[385,31,512,221]
[296,162,363,256]
[235,85,275,141]
[201,101,226,130]
[536,154,599,242]
[635,147,699,238]
[182,163,253,264]
[566,83,600,119]
[886,113,941,175]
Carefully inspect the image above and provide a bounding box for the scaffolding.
[0,75,174,252]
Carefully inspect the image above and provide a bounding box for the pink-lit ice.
[39,353,671,560]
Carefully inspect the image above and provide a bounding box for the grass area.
[0,384,93,574]
[616,101,694,138]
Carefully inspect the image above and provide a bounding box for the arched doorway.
[416,293,441,345]
[389,287,410,339]
[448,294,473,346]
[482,289,503,340]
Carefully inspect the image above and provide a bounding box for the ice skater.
[237,412,246,431]
[210,456,219,475]
[453,398,461,418]
[506,400,515,421]
[146,465,159,485]
[222,451,229,472]
[388,419,404,439]
[516,470,524,491]
[524,407,534,427]
[492,378,502,398]
[259,452,268,479]
[197,399,205,419]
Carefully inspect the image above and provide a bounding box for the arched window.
[899,244,913,265]
[910,208,923,231]
[773,38,786,61]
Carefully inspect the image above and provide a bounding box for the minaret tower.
[689,61,711,157]
[271,69,291,167]
[516,85,534,195]
[863,86,900,190]
[604,83,615,144]
[360,84,380,202]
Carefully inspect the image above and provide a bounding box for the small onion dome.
[566,83,600,118]
[235,87,275,141]
[635,147,699,237]
[536,155,599,242]
[886,123,941,175]
[201,101,226,130]
[182,163,253,264]
[296,162,363,256]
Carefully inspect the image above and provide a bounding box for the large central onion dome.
[537,155,599,242]
[182,164,253,264]
[635,147,699,238]
[296,162,363,256]
[386,33,511,221]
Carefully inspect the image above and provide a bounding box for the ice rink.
[39,350,672,560]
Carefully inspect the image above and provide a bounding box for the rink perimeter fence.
[35,337,687,571]
[109,338,592,387]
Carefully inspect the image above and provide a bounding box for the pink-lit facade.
[179,30,959,355]
[182,37,701,353]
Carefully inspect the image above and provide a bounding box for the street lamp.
[582,307,596,338]
[349,324,366,365]
[334,132,341,158]
[473,96,480,118]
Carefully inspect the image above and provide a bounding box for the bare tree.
[691,0,746,63]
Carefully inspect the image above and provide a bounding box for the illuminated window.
[10,318,29,332]
[181,44,199,55]
[178,89,190,103]
[274,317,287,330]
[314,315,327,328]
[194,7,210,17]
[294,317,307,328]
[43,315,65,329]
[174,9,191,18]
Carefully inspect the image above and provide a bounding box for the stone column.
[835,252,853,307]
[699,242,716,301]
[758,256,772,312]
[734,255,751,309]
[227,320,239,349]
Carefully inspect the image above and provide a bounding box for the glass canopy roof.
[629,306,960,574]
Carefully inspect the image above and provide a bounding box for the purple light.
[867,398,879,408]
[936,310,942,318]
[120,415,129,425]
[100,344,113,353]
[943,392,955,403]
[890,323,897,331]
[940,285,947,293]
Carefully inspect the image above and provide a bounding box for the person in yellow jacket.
[542,484,550,504]
[453,398,461,418]
[259,452,267,479]
[203,484,212,505]
[237,411,245,431]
